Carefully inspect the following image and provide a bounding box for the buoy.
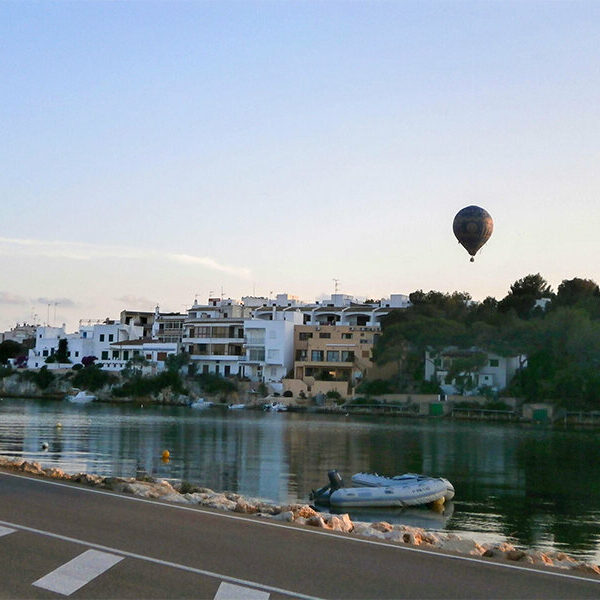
[161,450,170,460]
[41,442,48,450]
[55,422,62,428]
[430,497,445,512]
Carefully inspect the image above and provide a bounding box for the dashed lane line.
[2,471,600,586]
[214,582,270,600]
[0,518,322,600]
[32,549,123,596]
[0,525,15,537]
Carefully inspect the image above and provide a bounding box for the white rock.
[439,537,485,555]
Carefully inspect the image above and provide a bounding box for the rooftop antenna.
[53,302,58,325]
[333,278,340,294]
[46,303,50,326]
[220,286,224,300]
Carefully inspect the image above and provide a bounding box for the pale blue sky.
[1,1,599,330]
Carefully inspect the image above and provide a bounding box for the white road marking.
[214,582,270,600]
[0,525,15,537]
[32,549,123,596]
[0,519,321,600]
[1,471,600,587]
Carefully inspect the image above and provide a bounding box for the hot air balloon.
[453,206,493,262]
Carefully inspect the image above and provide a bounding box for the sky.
[1,1,599,332]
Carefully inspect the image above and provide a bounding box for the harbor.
[1,397,599,564]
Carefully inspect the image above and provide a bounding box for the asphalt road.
[1,469,599,599]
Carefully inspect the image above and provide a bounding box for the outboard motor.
[327,469,344,491]
[310,470,345,505]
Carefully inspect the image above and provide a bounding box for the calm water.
[1,398,600,562]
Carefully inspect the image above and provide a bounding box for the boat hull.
[329,478,453,508]
[351,472,455,502]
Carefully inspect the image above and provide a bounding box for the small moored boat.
[263,401,287,412]
[190,398,213,409]
[310,470,454,508]
[66,389,96,404]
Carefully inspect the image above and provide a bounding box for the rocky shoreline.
[1,455,599,576]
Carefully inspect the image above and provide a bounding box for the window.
[43,350,48,357]
[123,351,129,360]
[270,366,277,376]
[342,333,352,339]
[249,348,265,361]
[362,351,370,358]
[489,359,499,367]
[112,350,119,359]
[299,332,313,341]
[82,332,87,338]
[319,332,331,339]
[295,350,307,361]
[196,326,211,338]
[101,351,108,360]
[203,365,209,374]
[326,351,340,362]
[109,334,114,342]
[311,350,324,362]
[224,365,231,376]
[246,329,265,344]
[99,334,105,342]
[75,351,79,358]
[267,349,279,360]
[341,351,354,362]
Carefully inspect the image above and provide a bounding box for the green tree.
[55,338,70,363]
[498,274,553,319]
[0,340,26,364]
[164,351,190,374]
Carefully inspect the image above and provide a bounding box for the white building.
[182,298,250,377]
[27,321,144,369]
[424,348,526,394]
[108,339,178,373]
[239,311,303,388]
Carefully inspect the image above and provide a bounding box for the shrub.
[195,373,238,395]
[356,379,393,396]
[81,356,97,368]
[73,365,117,391]
[283,390,293,397]
[27,366,55,390]
[72,364,83,371]
[113,370,186,398]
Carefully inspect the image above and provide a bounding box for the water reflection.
[1,399,599,562]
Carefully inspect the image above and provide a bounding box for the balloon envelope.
[453,206,493,260]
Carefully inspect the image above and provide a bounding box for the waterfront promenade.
[1,470,599,599]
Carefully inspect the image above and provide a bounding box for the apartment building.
[181,298,252,376]
[290,324,380,396]
[239,310,303,388]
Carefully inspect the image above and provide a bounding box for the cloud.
[0,291,27,305]
[116,295,156,307]
[34,297,77,307]
[0,237,251,279]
